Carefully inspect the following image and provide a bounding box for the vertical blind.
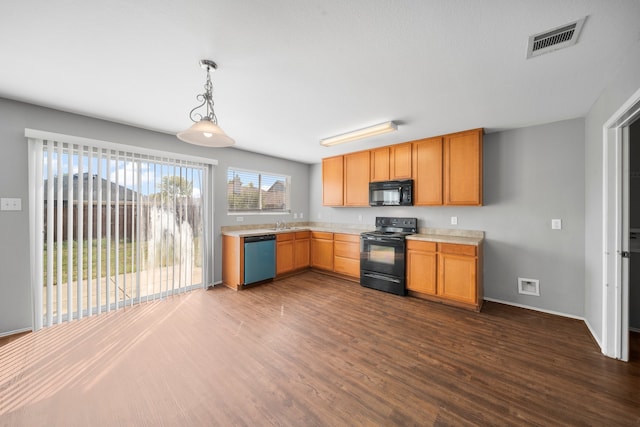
[29,135,211,329]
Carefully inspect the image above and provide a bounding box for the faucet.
[275,221,287,230]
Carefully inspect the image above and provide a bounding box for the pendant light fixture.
[177,59,235,147]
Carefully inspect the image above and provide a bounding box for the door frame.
[602,87,640,360]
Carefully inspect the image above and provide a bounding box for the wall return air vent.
[526,17,587,59]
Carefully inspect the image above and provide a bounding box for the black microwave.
[369,179,413,206]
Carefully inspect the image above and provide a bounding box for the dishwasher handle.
[244,234,276,243]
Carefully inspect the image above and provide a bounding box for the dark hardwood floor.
[1,271,639,426]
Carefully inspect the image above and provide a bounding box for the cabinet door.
[322,156,344,206]
[344,151,370,206]
[311,235,334,271]
[444,129,482,206]
[276,234,295,275]
[390,143,412,179]
[406,241,437,294]
[333,234,360,278]
[370,147,390,182]
[438,253,477,305]
[294,238,310,270]
[412,137,443,205]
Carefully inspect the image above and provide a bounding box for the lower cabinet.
[276,233,295,276]
[293,231,310,270]
[333,233,360,279]
[277,231,311,276]
[407,240,483,311]
[310,231,334,271]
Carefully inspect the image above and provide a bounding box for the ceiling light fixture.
[320,121,397,147]
[177,59,235,147]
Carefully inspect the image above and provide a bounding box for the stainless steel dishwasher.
[243,234,276,285]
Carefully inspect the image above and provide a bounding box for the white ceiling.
[1,1,639,164]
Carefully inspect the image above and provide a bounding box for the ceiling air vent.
[526,17,586,59]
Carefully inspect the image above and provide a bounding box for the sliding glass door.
[29,134,212,329]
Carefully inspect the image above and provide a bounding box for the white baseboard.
[483,298,605,352]
[483,297,584,320]
[0,327,32,339]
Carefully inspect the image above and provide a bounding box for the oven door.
[360,235,405,278]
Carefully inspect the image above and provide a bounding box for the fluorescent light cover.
[320,121,397,146]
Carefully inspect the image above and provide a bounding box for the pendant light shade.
[177,118,235,147]
[177,59,235,147]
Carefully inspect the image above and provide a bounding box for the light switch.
[1,198,22,211]
[551,219,562,230]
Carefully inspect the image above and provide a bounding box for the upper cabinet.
[389,143,412,179]
[370,147,390,182]
[412,136,443,206]
[443,129,483,206]
[322,156,344,206]
[344,151,370,206]
[322,128,483,207]
[370,143,412,182]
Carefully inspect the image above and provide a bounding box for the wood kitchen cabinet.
[406,240,483,311]
[293,231,310,270]
[370,147,390,182]
[390,142,412,179]
[343,151,370,206]
[406,240,437,294]
[276,233,295,276]
[444,129,483,206]
[370,143,412,182]
[311,231,334,271]
[412,137,443,206]
[222,235,243,290]
[333,233,360,279]
[322,156,344,206]
[277,231,310,276]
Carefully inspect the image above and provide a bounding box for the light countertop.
[222,223,484,245]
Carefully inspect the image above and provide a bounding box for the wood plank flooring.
[1,271,639,426]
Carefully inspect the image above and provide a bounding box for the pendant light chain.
[188,65,218,125]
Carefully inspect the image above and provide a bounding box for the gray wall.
[0,97,309,335]
[584,41,640,344]
[310,118,586,316]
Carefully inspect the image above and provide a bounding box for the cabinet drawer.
[312,231,333,240]
[295,231,310,239]
[334,256,360,277]
[407,240,436,252]
[334,233,359,243]
[438,243,476,256]
[277,232,294,242]
[334,241,359,259]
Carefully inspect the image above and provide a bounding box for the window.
[227,168,290,213]
[28,130,215,330]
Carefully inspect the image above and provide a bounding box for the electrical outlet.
[300,213,304,219]
[293,213,298,219]
[0,198,22,211]
[551,219,562,230]
[450,216,458,225]
[358,214,363,222]
[236,216,244,222]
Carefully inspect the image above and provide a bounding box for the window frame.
[226,167,291,215]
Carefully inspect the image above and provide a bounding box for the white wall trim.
[483,297,585,320]
[24,128,218,166]
[0,327,32,339]
[584,317,604,351]
[484,297,605,351]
